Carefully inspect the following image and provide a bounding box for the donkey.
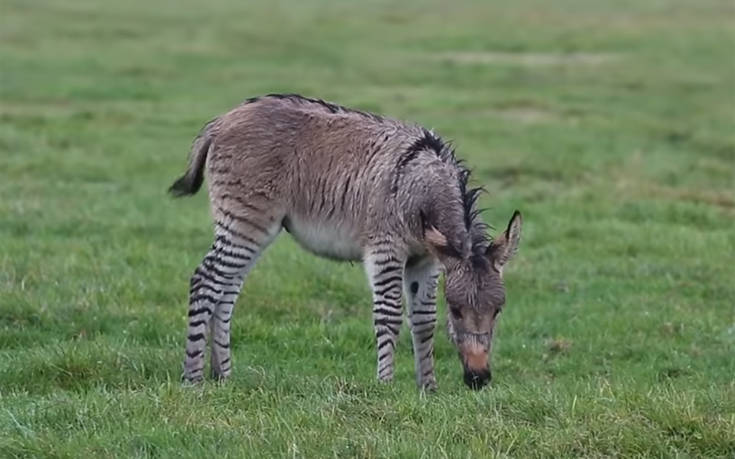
[170,94,522,390]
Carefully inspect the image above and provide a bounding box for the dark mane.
[245,93,385,123]
[410,129,491,257]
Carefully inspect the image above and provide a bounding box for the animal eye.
[449,305,463,319]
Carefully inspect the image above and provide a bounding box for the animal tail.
[168,119,218,197]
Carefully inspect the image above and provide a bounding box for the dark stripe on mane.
[409,130,491,255]
[246,93,385,122]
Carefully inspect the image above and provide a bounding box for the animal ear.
[425,226,449,249]
[424,225,461,263]
[486,210,522,273]
[425,225,472,268]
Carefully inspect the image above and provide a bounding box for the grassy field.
[2,0,734,456]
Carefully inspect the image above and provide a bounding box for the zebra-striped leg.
[184,247,225,383]
[208,226,260,381]
[364,246,405,383]
[183,219,279,383]
[209,276,244,381]
[404,258,441,391]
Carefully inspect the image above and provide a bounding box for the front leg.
[364,246,405,383]
[404,257,441,391]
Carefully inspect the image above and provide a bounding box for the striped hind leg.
[404,257,441,391]
[364,244,406,383]
[208,228,258,381]
[183,217,280,383]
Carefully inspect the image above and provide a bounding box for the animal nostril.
[463,369,491,390]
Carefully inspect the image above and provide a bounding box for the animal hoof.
[211,369,230,382]
[419,380,438,393]
[181,373,204,385]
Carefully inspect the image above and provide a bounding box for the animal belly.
[285,217,363,261]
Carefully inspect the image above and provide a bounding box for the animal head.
[426,210,522,389]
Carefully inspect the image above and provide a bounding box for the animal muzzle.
[460,342,491,389]
[463,367,491,389]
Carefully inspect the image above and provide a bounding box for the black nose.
[463,368,491,389]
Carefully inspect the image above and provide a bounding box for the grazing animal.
[170,94,522,390]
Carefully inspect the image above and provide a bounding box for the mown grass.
[1,0,734,456]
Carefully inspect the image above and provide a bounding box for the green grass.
[2,0,734,456]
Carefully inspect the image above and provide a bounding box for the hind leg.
[209,271,245,381]
[207,227,264,381]
[183,209,281,383]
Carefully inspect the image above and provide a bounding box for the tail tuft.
[168,120,216,197]
[168,173,201,197]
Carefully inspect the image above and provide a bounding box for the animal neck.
[391,131,487,260]
[406,161,474,259]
